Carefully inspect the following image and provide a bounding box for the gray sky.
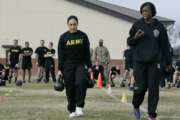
[100,0,180,24]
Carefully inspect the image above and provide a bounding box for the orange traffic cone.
[97,73,103,89]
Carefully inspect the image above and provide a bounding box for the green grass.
[0,81,180,120]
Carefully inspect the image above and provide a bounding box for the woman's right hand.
[134,29,144,40]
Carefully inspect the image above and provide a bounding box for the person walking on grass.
[127,2,172,120]
[58,15,92,118]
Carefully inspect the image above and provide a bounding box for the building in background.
[0,0,175,72]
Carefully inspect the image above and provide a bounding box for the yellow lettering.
[66,39,83,46]
[71,40,75,45]
[75,40,80,44]
[66,40,71,46]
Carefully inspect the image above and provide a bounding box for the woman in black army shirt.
[58,15,92,118]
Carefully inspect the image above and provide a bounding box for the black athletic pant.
[132,62,160,118]
[45,63,56,83]
[63,63,88,113]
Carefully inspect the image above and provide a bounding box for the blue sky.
[100,0,180,24]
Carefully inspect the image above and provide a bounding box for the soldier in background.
[8,39,21,83]
[92,61,104,81]
[21,41,33,83]
[94,39,110,85]
[109,65,121,87]
[44,42,56,83]
[121,46,134,90]
[4,64,10,84]
[35,40,48,83]
[0,62,5,86]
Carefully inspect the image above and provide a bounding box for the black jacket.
[58,30,92,70]
[127,18,172,65]
[124,48,133,62]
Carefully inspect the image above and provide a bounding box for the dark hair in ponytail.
[67,15,78,24]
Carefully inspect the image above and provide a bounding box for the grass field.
[0,80,180,120]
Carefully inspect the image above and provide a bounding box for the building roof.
[68,0,175,25]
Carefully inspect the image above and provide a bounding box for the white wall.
[0,0,132,59]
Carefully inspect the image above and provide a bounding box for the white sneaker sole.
[76,113,84,117]
[69,112,77,118]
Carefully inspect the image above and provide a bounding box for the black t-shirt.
[35,46,48,61]
[21,47,33,61]
[45,48,55,64]
[58,30,91,70]
[9,46,21,63]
